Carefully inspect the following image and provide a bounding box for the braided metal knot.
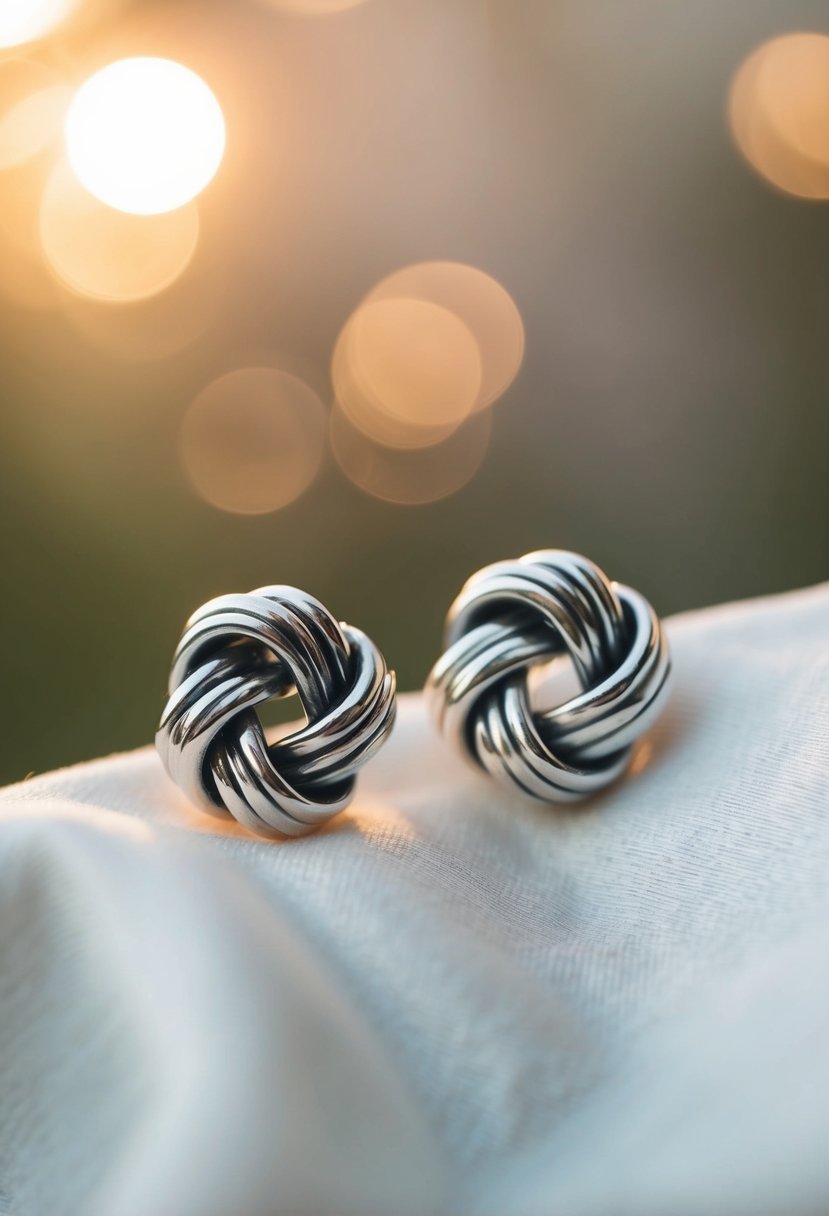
[425,551,671,802]
[156,586,396,837]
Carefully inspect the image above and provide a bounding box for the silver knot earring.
[424,550,671,802]
[156,586,396,837]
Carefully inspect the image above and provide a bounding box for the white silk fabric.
[1,585,828,1216]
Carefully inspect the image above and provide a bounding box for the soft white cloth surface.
[1,585,828,1216]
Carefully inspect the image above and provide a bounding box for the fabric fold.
[1,583,828,1215]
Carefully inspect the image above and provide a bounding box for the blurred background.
[0,0,827,784]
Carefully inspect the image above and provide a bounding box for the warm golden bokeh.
[0,60,71,170]
[257,0,369,15]
[366,262,525,411]
[330,402,492,505]
[0,229,61,310]
[332,323,462,450]
[0,0,823,800]
[0,153,62,309]
[0,0,75,49]
[39,161,200,301]
[65,57,226,215]
[729,33,829,199]
[63,279,219,362]
[180,367,327,515]
[333,296,482,449]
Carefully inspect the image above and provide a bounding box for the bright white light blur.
[0,0,75,49]
[65,58,226,215]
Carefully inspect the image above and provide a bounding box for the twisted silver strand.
[156,586,396,837]
[425,551,670,802]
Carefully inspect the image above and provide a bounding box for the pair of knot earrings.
[156,550,671,838]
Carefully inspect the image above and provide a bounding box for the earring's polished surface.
[425,550,671,802]
[156,586,396,837]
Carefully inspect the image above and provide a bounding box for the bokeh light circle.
[330,402,492,506]
[0,0,76,49]
[332,317,461,450]
[0,60,71,170]
[366,261,525,411]
[333,296,482,449]
[39,161,200,302]
[729,33,829,199]
[180,368,327,515]
[66,57,226,215]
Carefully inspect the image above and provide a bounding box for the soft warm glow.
[347,298,481,428]
[259,0,368,14]
[0,84,72,169]
[180,368,327,515]
[333,297,481,449]
[0,153,61,309]
[65,278,218,362]
[729,33,829,199]
[40,162,200,302]
[0,226,60,310]
[330,403,492,505]
[65,58,226,215]
[332,320,462,450]
[367,262,525,411]
[0,0,75,49]
[332,261,523,451]
[0,61,71,169]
